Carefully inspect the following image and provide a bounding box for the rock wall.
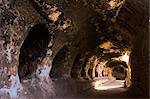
[118,0,149,97]
[0,0,149,98]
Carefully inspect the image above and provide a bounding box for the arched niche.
[50,45,69,78]
[18,23,51,80]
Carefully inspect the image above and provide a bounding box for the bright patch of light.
[108,0,126,10]
[108,0,118,10]
[112,52,130,65]
[93,77,124,90]
[93,79,108,90]
[94,84,124,90]
[36,65,51,81]
[121,53,129,65]
[99,41,114,50]
[0,75,22,98]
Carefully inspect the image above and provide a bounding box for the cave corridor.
[0,0,149,98]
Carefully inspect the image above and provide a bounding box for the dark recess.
[18,23,51,80]
[50,46,69,78]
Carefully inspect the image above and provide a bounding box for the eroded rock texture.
[0,0,149,98]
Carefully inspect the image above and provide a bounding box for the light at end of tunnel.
[112,52,130,65]
[121,53,129,65]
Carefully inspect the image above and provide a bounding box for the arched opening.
[106,60,128,80]
[75,24,133,88]
[50,46,69,78]
[0,0,148,98]
[71,54,82,79]
[18,23,51,80]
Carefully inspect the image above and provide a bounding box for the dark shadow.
[18,23,51,80]
[50,46,69,78]
[106,60,128,80]
[71,54,82,79]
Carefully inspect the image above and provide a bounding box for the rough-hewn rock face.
[0,0,55,98]
[117,0,149,97]
[0,0,149,98]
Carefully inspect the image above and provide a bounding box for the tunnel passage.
[18,23,51,80]
[0,0,148,98]
[70,20,133,88]
[106,60,128,80]
[71,22,133,76]
[50,45,69,78]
